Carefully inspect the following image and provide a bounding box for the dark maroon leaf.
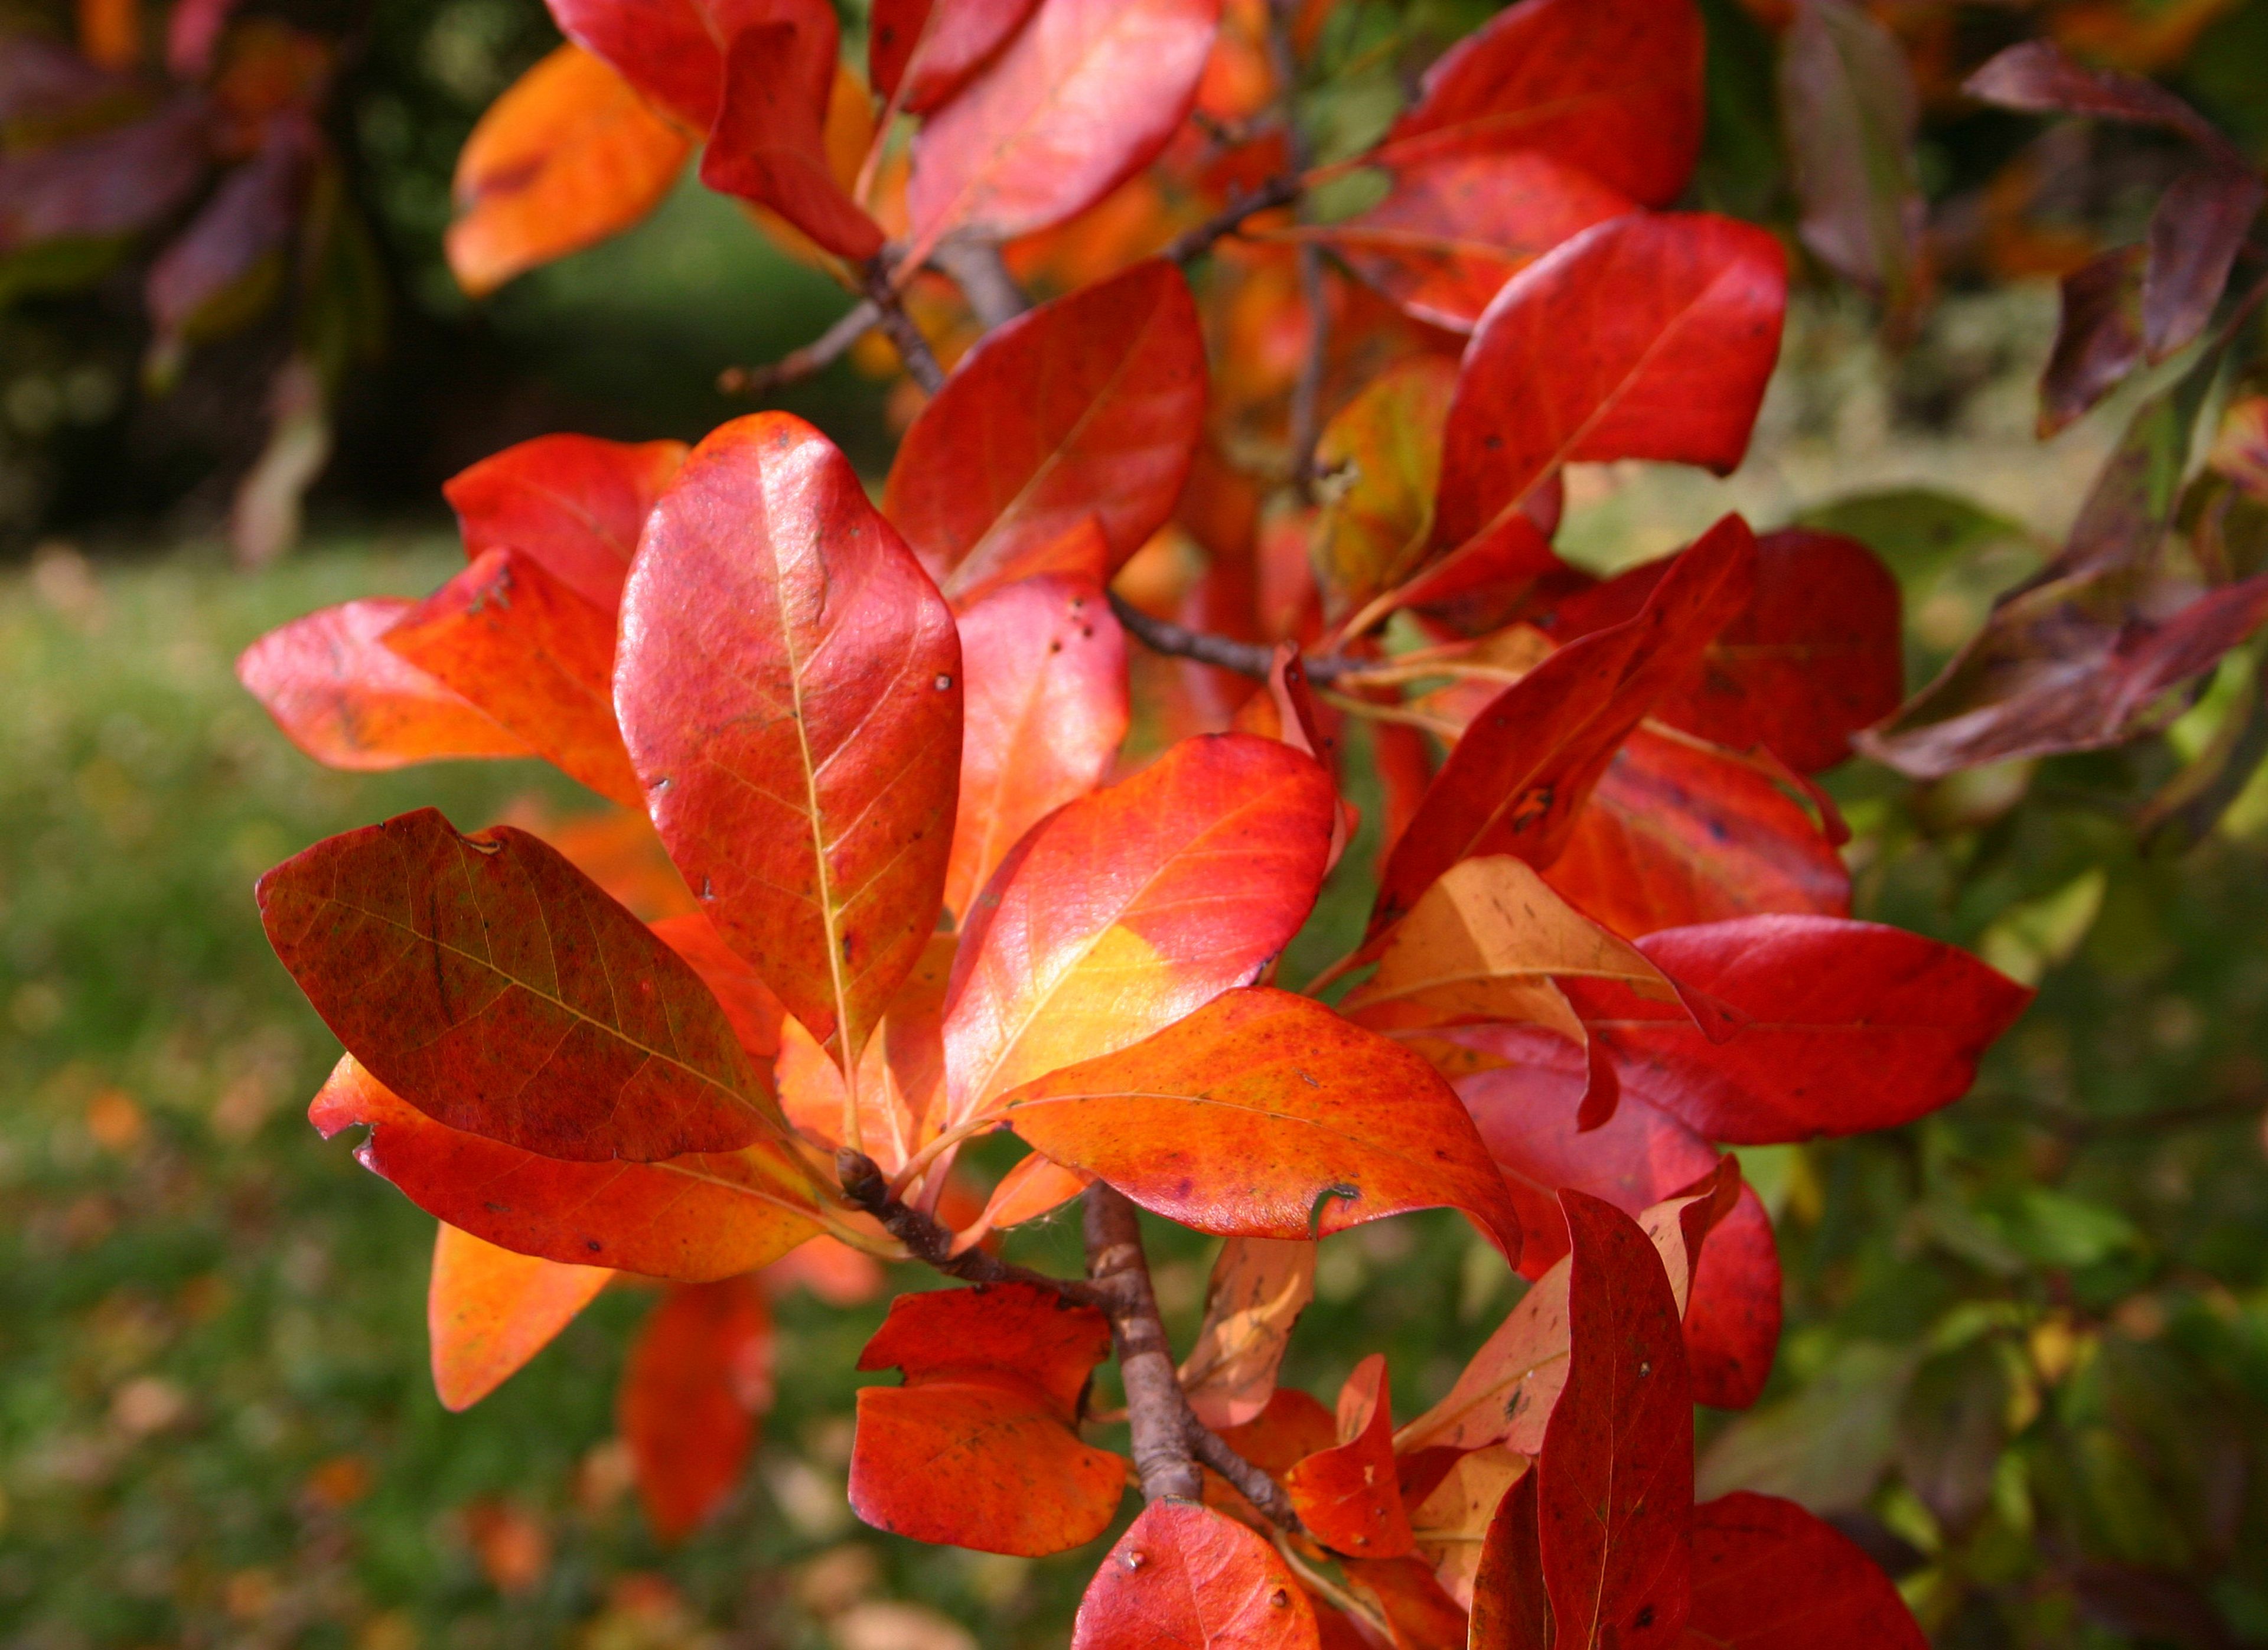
[0,97,210,256]
[2143,165,2264,363]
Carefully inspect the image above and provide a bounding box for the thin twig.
[931,240,1031,328]
[1188,1418,1303,1531]
[838,1150,1093,1300]
[1106,589,1359,683]
[1159,173,1305,263]
[718,300,881,397]
[861,259,947,393]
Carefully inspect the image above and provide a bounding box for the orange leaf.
[1178,1237,1315,1429]
[940,732,1335,1124]
[1071,1499,1320,1649]
[236,600,528,771]
[428,1221,611,1412]
[1284,1354,1414,1558]
[620,1277,773,1541]
[447,44,691,298]
[444,432,687,616]
[1000,987,1524,1258]
[849,1282,1125,1556]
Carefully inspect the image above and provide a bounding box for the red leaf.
[1283,1354,1415,1558]
[544,0,751,129]
[1686,1492,1926,1648]
[1377,0,1704,207]
[885,261,1207,598]
[947,573,1129,918]
[0,97,210,255]
[1322,152,1633,333]
[871,0,1042,113]
[850,1281,1125,1556]
[2040,246,2146,437]
[1539,1191,1692,1650]
[1682,1183,1781,1411]
[649,911,788,1059]
[445,44,692,298]
[444,432,687,615]
[1371,516,1759,938]
[146,126,310,361]
[1071,1499,1319,1649]
[1341,1556,1469,1647]
[237,599,529,771]
[310,1056,826,1281]
[261,809,779,1161]
[428,1221,611,1412]
[941,732,1334,1124]
[617,412,962,1064]
[1542,728,1851,938]
[621,1278,773,1541]
[1000,987,1525,1258]
[1962,40,2240,162]
[1469,1470,1551,1650]
[1218,1386,1340,1475]
[701,7,885,260]
[381,547,643,808]
[1435,214,1784,555]
[1581,915,2034,1145]
[904,0,1221,260]
[2143,165,2263,361]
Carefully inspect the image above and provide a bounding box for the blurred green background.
[6,0,2268,1645]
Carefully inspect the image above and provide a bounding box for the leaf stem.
[860,258,948,393]
[836,1149,1091,1297]
[717,299,880,397]
[1104,589,1361,683]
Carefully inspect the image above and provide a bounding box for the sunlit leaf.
[444,431,687,616]
[428,1221,612,1413]
[1284,1354,1415,1558]
[1070,1499,1320,1649]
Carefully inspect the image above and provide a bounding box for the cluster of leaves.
[0,0,384,561]
[219,0,2268,1643]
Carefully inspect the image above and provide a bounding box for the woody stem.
[837,1149,1091,1298]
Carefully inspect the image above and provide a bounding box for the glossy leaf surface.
[1377,0,1703,206]
[237,599,528,771]
[1372,517,1758,937]
[311,1056,825,1281]
[941,732,1334,1123]
[904,0,1220,256]
[946,573,1129,919]
[1684,1492,1926,1648]
[617,412,962,1062]
[1539,1192,1692,1650]
[850,1282,1125,1557]
[445,43,689,298]
[620,1278,772,1541]
[701,6,885,260]
[1586,915,2032,1145]
[1001,987,1524,1257]
[1070,1499,1320,1650]
[1283,1355,1413,1558]
[1324,152,1632,333]
[1435,215,1785,554]
[885,262,1206,596]
[428,1221,611,1412]
[382,547,643,807]
[444,432,687,615]
[261,809,776,1160]
[1542,729,1851,937]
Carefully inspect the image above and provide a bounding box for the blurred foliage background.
[6,0,2268,1646]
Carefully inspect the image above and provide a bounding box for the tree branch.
[861,260,947,393]
[1105,589,1360,684]
[717,299,880,397]
[1086,1185,1204,1502]
[1188,1416,1304,1531]
[1159,174,1304,264]
[837,1149,1094,1300]
[930,240,1031,328]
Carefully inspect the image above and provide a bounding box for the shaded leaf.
[621,1277,773,1541]
[310,1056,826,1281]
[145,122,311,369]
[0,96,210,256]
[445,43,690,298]
[1962,40,2240,163]
[1542,728,1851,938]
[1435,214,1785,555]
[1179,1237,1315,1430]
[946,573,1129,919]
[1684,1492,1927,1647]
[1003,987,1524,1255]
[941,732,1334,1124]
[1778,0,1922,305]
[260,808,778,1161]
[701,6,885,261]
[1584,915,2033,1145]
[1539,1191,1692,1650]
[850,1281,1125,1557]
[1693,1341,1914,1511]
[1071,1499,1320,1649]
[1371,516,1759,937]
[1682,1183,1781,1411]
[885,261,1207,599]
[236,599,529,771]
[1320,152,1632,334]
[2041,246,2146,437]
[1311,356,1457,621]
[1469,1470,1551,1650]
[428,1221,611,1413]
[1285,1355,1415,1558]
[871,0,1042,113]
[904,0,1220,259]
[2143,164,2263,363]
[1377,0,1704,207]
[617,411,962,1065]
[444,431,687,615]
[382,547,643,808]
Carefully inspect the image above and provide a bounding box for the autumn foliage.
[223,0,2268,1641]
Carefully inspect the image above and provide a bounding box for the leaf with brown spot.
[1071,1499,1321,1649]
